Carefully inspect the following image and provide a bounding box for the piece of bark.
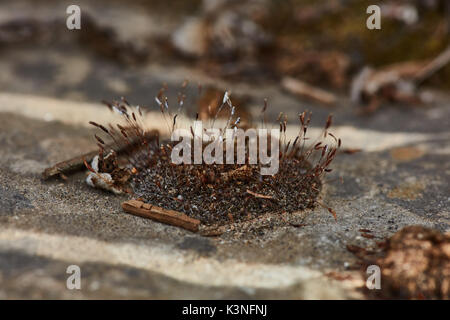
[341,148,362,154]
[42,130,159,180]
[246,189,274,200]
[414,46,450,84]
[122,200,200,232]
[199,228,225,237]
[282,77,337,105]
[42,149,99,180]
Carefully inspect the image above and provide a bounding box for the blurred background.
[1,0,450,132]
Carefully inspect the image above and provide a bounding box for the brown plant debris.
[42,148,101,180]
[122,199,200,232]
[246,189,274,200]
[277,48,350,89]
[341,148,362,155]
[373,226,450,299]
[326,271,354,282]
[282,77,337,106]
[42,129,159,180]
[84,151,132,195]
[351,46,450,112]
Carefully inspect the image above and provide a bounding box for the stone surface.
[0,0,449,300]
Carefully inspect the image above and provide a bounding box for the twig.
[341,148,362,154]
[282,77,337,105]
[199,227,225,237]
[414,46,450,84]
[246,189,274,200]
[42,130,158,180]
[42,149,100,180]
[122,200,200,232]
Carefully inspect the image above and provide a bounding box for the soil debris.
[372,226,450,299]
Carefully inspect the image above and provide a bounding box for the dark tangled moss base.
[131,157,321,226]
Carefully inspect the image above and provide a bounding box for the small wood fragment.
[346,244,366,254]
[341,148,362,154]
[327,207,337,221]
[361,233,375,239]
[414,46,450,84]
[199,228,224,237]
[246,189,274,200]
[121,200,200,232]
[326,271,353,281]
[351,47,450,112]
[289,223,307,228]
[42,130,158,180]
[282,77,337,105]
[42,149,99,180]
